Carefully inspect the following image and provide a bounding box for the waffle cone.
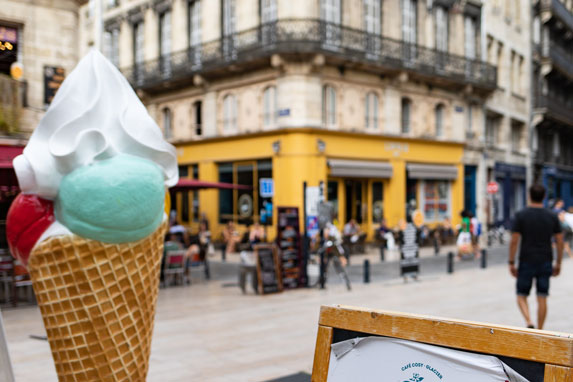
[27,221,168,382]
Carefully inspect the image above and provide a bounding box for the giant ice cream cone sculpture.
[6,50,178,381]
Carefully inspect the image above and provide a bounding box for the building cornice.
[172,128,466,149]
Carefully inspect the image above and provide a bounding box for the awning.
[328,159,393,179]
[171,179,252,191]
[407,164,458,180]
[0,146,23,169]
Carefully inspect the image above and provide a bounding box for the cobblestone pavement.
[2,245,572,382]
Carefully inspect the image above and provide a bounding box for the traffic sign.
[487,182,499,194]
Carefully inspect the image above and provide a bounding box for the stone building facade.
[531,0,573,207]
[81,0,502,238]
[0,0,85,135]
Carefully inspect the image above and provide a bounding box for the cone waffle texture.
[27,221,167,382]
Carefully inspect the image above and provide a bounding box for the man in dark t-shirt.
[509,184,563,330]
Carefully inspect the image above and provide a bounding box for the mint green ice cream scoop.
[55,154,165,243]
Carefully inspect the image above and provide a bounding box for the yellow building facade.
[175,129,464,240]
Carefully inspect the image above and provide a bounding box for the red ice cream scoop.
[6,193,55,267]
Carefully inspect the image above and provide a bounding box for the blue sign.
[259,178,274,198]
[278,109,290,117]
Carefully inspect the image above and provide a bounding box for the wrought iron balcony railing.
[549,43,573,79]
[122,19,497,92]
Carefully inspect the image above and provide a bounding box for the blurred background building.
[80,0,504,238]
[0,0,86,246]
[531,0,573,208]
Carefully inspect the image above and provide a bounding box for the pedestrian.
[509,184,563,330]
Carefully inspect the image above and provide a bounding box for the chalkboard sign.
[254,244,282,294]
[44,66,65,107]
[399,223,419,277]
[312,305,573,382]
[277,207,303,288]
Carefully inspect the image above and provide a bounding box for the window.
[364,0,381,35]
[511,122,522,152]
[106,0,118,9]
[327,181,339,221]
[435,6,448,52]
[372,181,384,223]
[263,86,277,129]
[533,16,540,44]
[322,85,336,127]
[178,165,190,223]
[189,1,201,46]
[261,0,278,23]
[159,11,171,57]
[163,108,172,139]
[321,0,341,47]
[435,104,444,137]
[365,92,379,129]
[421,181,450,222]
[193,101,202,136]
[223,94,237,132]
[192,164,199,222]
[133,21,144,65]
[485,116,498,147]
[401,98,411,134]
[0,25,18,75]
[402,0,417,45]
[321,0,341,23]
[466,104,473,134]
[218,160,273,224]
[222,0,236,36]
[464,16,477,60]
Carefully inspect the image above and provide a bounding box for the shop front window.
[327,181,339,222]
[372,181,383,223]
[218,160,272,225]
[421,180,450,222]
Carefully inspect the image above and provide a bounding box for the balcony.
[535,93,573,127]
[123,19,497,93]
[549,43,573,79]
[540,0,573,32]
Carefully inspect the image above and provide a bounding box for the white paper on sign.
[327,337,529,382]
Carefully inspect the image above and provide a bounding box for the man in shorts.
[509,184,563,329]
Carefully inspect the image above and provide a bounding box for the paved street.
[2,246,572,382]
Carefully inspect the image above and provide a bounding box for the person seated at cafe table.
[222,221,241,255]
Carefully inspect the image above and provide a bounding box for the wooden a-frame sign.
[311,305,573,382]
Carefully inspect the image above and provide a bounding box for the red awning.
[0,145,23,169]
[171,179,252,191]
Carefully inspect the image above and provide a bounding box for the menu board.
[276,207,303,289]
[254,244,282,294]
[399,223,419,277]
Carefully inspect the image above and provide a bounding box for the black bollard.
[433,236,440,256]
[319,249,326,289]
[481,249,487,269]
[380,243,385,262]
[364,259,370,283]
[447,252,454,274]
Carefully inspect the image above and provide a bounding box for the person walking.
[509,184,564,330]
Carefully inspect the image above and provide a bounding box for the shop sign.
[278,108,290,117]
[327,337,528,382]
[259,178,274,198]
[44,66,65,107]
[487,182,499,195]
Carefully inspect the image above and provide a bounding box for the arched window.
[223,94,237,132]
[263,86,277,129]
[401,98,411,134]
[322,85,336,127]
[162,107,172,139]
[435,104,445,137]
[365,92,379,129]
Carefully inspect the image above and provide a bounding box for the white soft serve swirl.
[13,49,178,199]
